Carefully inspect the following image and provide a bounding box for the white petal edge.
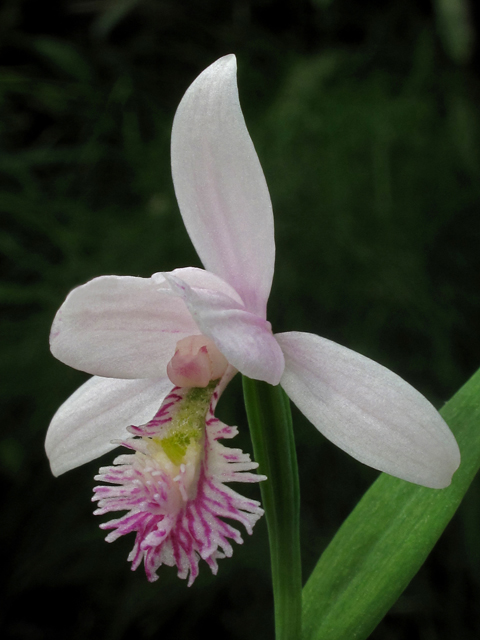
[164,273,285,385]
[171,54,275,319]
[46,376,174,476]
[277,331,460,488]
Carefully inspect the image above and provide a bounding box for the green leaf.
[302,367,480,640]
[243,377,302,640]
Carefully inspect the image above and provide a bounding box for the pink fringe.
[92,384,265,585]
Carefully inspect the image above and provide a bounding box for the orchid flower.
[46,55,460,585]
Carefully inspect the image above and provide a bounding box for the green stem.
[242,377,302,640]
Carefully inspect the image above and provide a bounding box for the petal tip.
[48,459,63,478]
[218,52,236,66]
[45,432,68,477]
[431,441,461,489]
[206,53,237,76]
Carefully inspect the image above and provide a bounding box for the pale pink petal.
[164,273,284,385]
[276,331,460,488]
[50,275,200,379]
[171,54,275,319]
[152,267,244,305]
[46,376,174,476]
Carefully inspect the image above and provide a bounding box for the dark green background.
[1,1,480,638]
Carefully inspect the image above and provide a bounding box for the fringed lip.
[93,376,265,585]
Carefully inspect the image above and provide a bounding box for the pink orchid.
[46,55,460,583]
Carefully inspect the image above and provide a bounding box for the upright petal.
[164,273,285,386]
[171,54,275,319]
[46,376,173,476]
[277,332,460,488]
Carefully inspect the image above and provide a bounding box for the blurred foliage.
[1,0,480,639]
[433,0,475,63]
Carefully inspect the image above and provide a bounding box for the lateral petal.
[50,274,200,379]
[171,54,275,319]
[164,273,284,385]
[46,376,173,476]
[276,331,460,488]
